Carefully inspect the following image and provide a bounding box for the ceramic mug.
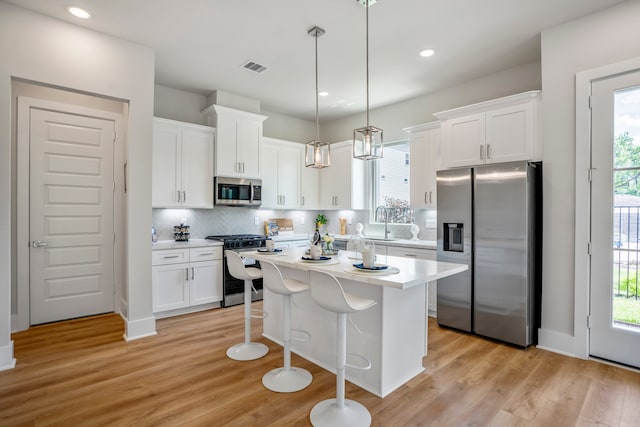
[362,248,376,268]
[265,239,275,251]
[310,244,322,259]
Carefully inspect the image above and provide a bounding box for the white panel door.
[485,103,534,164]
[590,69,640,368]
[444,113,485,168]
[29,108,115,325]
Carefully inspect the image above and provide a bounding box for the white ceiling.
[4,0,625,121]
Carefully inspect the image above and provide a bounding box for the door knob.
[32,240,50,248]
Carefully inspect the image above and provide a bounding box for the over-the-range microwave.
[214,176,262,207]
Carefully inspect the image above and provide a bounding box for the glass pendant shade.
[305,140,331,168]
[353,125,383,160]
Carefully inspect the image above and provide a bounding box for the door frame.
[15,96,125,331]
[575,57,640,359]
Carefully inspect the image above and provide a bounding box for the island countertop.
[244,247,467,290]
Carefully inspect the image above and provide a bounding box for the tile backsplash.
[152,207,436,241]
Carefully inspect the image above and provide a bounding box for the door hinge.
[588,168,595,182]
[587,242,592,255]
[113,233,116,244]
[587,315,592,328]
[588,95,592,109]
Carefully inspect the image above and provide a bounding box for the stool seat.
[308,270,376,427]
[260,260,313,393]
[225,251,268,361]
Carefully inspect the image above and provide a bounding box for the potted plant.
[315,214,327,229]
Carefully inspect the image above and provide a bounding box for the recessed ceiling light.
[318,91,329,97]
[419,49,435,58]
[67,6,92,19]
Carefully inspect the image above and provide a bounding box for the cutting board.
[265,218,294,236]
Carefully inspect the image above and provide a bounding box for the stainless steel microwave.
[215,177,262,207]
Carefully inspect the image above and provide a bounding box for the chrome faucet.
[375,205,390,240]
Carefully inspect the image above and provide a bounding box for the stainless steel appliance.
[205,234,266,307]
[215,177,262,207]
[436,161,542,347]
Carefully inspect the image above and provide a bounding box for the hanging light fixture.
[305,26,331,168]
[353,0,383,160]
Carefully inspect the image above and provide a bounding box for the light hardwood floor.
[1,304,639,426]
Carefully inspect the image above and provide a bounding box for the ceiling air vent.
[241,60,268,74]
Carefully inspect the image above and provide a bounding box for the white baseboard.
[536,328,575,357]
[122,315,157,341]
[0,340,16,371]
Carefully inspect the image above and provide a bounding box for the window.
[372,140,414,224]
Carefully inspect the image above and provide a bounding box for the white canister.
[309,244,323,259]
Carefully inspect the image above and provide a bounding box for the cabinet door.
[152,122,181,207]
[153,263,189,312]
[190,260,222,305]
[215,116,238,177]
[425,127,441,209]
[300,152,320,210]
[444,113,486,168]
[181,128,214,208]
[409,130,429,209]
[260,142,280,208]
[387,247,438,314]
[237,119,261,177]
[279,144,300,209]
[320,145,350,209]
[485,102,534,163]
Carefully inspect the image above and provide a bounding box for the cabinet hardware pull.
[282,195,285,205]
[480,144,484,160]
[186,267,189,280]
[487,144,491,159]
[198,252,214,256]
[183,190,186,203]
[425,192,427,204]
[163,255,180,259]
[241,162,245,173]
[405,253,417,257]
[191,267,194,280]
[301,196,305,206]
[177,190,181,203]
[429,191,433,204]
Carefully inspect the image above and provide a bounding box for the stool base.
[226,342,269,361]
[310,398,371,427]
[262,367,312,393]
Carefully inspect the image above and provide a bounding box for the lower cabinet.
[152,246,223,315]
[386,246,438,316]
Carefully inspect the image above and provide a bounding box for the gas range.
[205,234,266,250]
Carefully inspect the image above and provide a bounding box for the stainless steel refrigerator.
[436,161,542,347]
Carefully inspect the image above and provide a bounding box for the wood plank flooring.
[1,304,639,426]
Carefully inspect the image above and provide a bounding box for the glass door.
[590,69,640,368]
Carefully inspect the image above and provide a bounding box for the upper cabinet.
[405,121,440,209]
[152,117,214,208]
[300,149,320,210]
[320,142,366,210]
[201,104,267,178]
[434,91,541,169]
[261,138,301,209]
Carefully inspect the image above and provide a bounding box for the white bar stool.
[225,250,269,361]
[260,260,313,393]
[308,270,377,427]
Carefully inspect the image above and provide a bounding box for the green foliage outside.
[614,132,640,195]
[613,269,640,297]
[613,297,640,325]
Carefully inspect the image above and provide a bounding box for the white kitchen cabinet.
[387,246,437,316]
[300,151,320,210]
[320,142,366,210]
[261,138,301,209]
[435,91,541,169]
[152,118,214,208]
[201,104,267,178]
[405,121,440,209]
[152,246,223,315]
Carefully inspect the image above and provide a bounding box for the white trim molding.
[0,340,16,371]
[574,56,640,360]
[123,315,157,341]
[537,328,575,357]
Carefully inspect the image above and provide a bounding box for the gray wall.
[154,84,208,125]
[322,61,542,144]
[540,0,640,344]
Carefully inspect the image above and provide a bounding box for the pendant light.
[305,26,331,168]
[353,0,383,160]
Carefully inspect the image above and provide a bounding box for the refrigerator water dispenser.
[443,223,464,252]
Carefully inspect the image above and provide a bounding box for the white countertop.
[245,247,466,290]
[272,233,437,250]
[152,239,223,250]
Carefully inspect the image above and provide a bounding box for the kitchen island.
[245,248,467,398]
